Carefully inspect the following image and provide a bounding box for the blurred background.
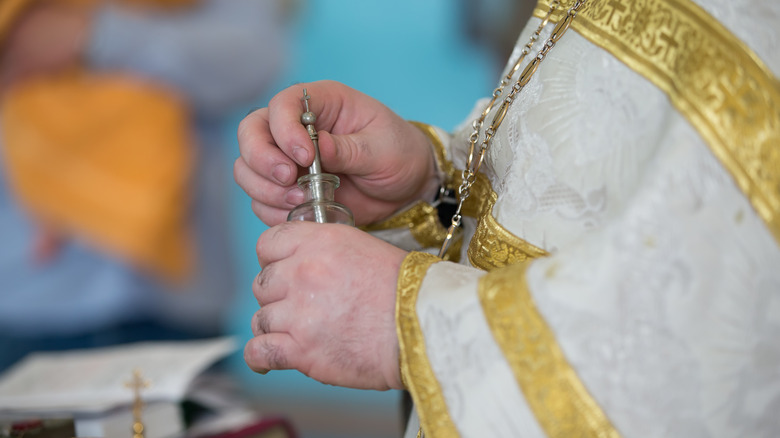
[0,0,532,437]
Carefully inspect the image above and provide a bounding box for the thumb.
[316,130,371,176]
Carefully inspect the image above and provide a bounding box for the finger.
[250,301,294,336]
[252,265,288,305]
[267,81,350,168]
[255,221,318,267]
[315,130,368,176]
[250,200,293,228]
[251,308,270,336]
[237,108,299,187]
[233,157,303,209]
[318,121,430,189]
[244,332,304,373]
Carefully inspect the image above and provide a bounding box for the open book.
[0,337,287,437]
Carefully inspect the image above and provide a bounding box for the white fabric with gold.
[365,0,780,436]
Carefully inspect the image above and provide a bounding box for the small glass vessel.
[287,173,354,225]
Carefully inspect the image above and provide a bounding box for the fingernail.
[272,163,292,184]
[292,146,309,166]
[285,187,304,205]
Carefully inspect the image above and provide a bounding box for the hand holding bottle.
[234,80,439,226]
[246,220,406,390]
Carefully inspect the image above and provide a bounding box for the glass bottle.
[286,88,354,226]
[287,173,354,225]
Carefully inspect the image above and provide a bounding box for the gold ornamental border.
[466,190,549,271]
[534,0,780,245]
[479,262,620,437]
[396,252,458,438]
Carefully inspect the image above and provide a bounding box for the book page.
[0,337,238,413]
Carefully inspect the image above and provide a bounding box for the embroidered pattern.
[479,262,620,437]
[535,0,780,244]
[467,190,549,271]
[396,252,458,437]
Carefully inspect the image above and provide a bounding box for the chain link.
[437,0,588,258]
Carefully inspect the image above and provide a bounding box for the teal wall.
[223,0,498,433]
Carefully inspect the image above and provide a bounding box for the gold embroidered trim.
[362,201,448,248]
[535,0,780,244]
[396,251,458,437]
[448,171,548,271]
[409,121,455,182]
[479,262,620,437]
[467,190,548,271]
[361,122,456,254]
[363,129,544,269]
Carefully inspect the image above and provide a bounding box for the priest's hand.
[245,221,406,390]
[234,80,439,227]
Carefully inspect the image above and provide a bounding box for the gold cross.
[124,369,150,438]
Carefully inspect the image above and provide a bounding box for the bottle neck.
[297,173,340,203]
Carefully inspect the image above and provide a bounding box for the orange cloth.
[1,0,198,281]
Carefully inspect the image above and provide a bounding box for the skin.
[235,80,438,390]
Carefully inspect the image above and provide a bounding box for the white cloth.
[396,0,780,436]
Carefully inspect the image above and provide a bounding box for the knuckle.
[243,342,266,372]
[252,309,271,335]
[294,257,324,283]
[256,337,288,370]
[253,267,274,303]
[252,271,264,300]
[259,269,271,290]
[269,222,299,246]
[244,337,288,371]
[256,237,265,264]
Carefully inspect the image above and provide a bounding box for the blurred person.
[0,0,287,371]
[235,0,780,437]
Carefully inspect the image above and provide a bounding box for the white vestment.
[369,0,780,436]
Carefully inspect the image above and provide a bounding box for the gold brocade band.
[534,0,780,245]
[449,170,548,271]
[362,122,458,258]
[467,190,548,271]
[361,201,449,249]
[364,163,548,270]
[395,252,458,438]
[479,262,620,437]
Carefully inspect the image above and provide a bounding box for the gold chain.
[437,0,589,258]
